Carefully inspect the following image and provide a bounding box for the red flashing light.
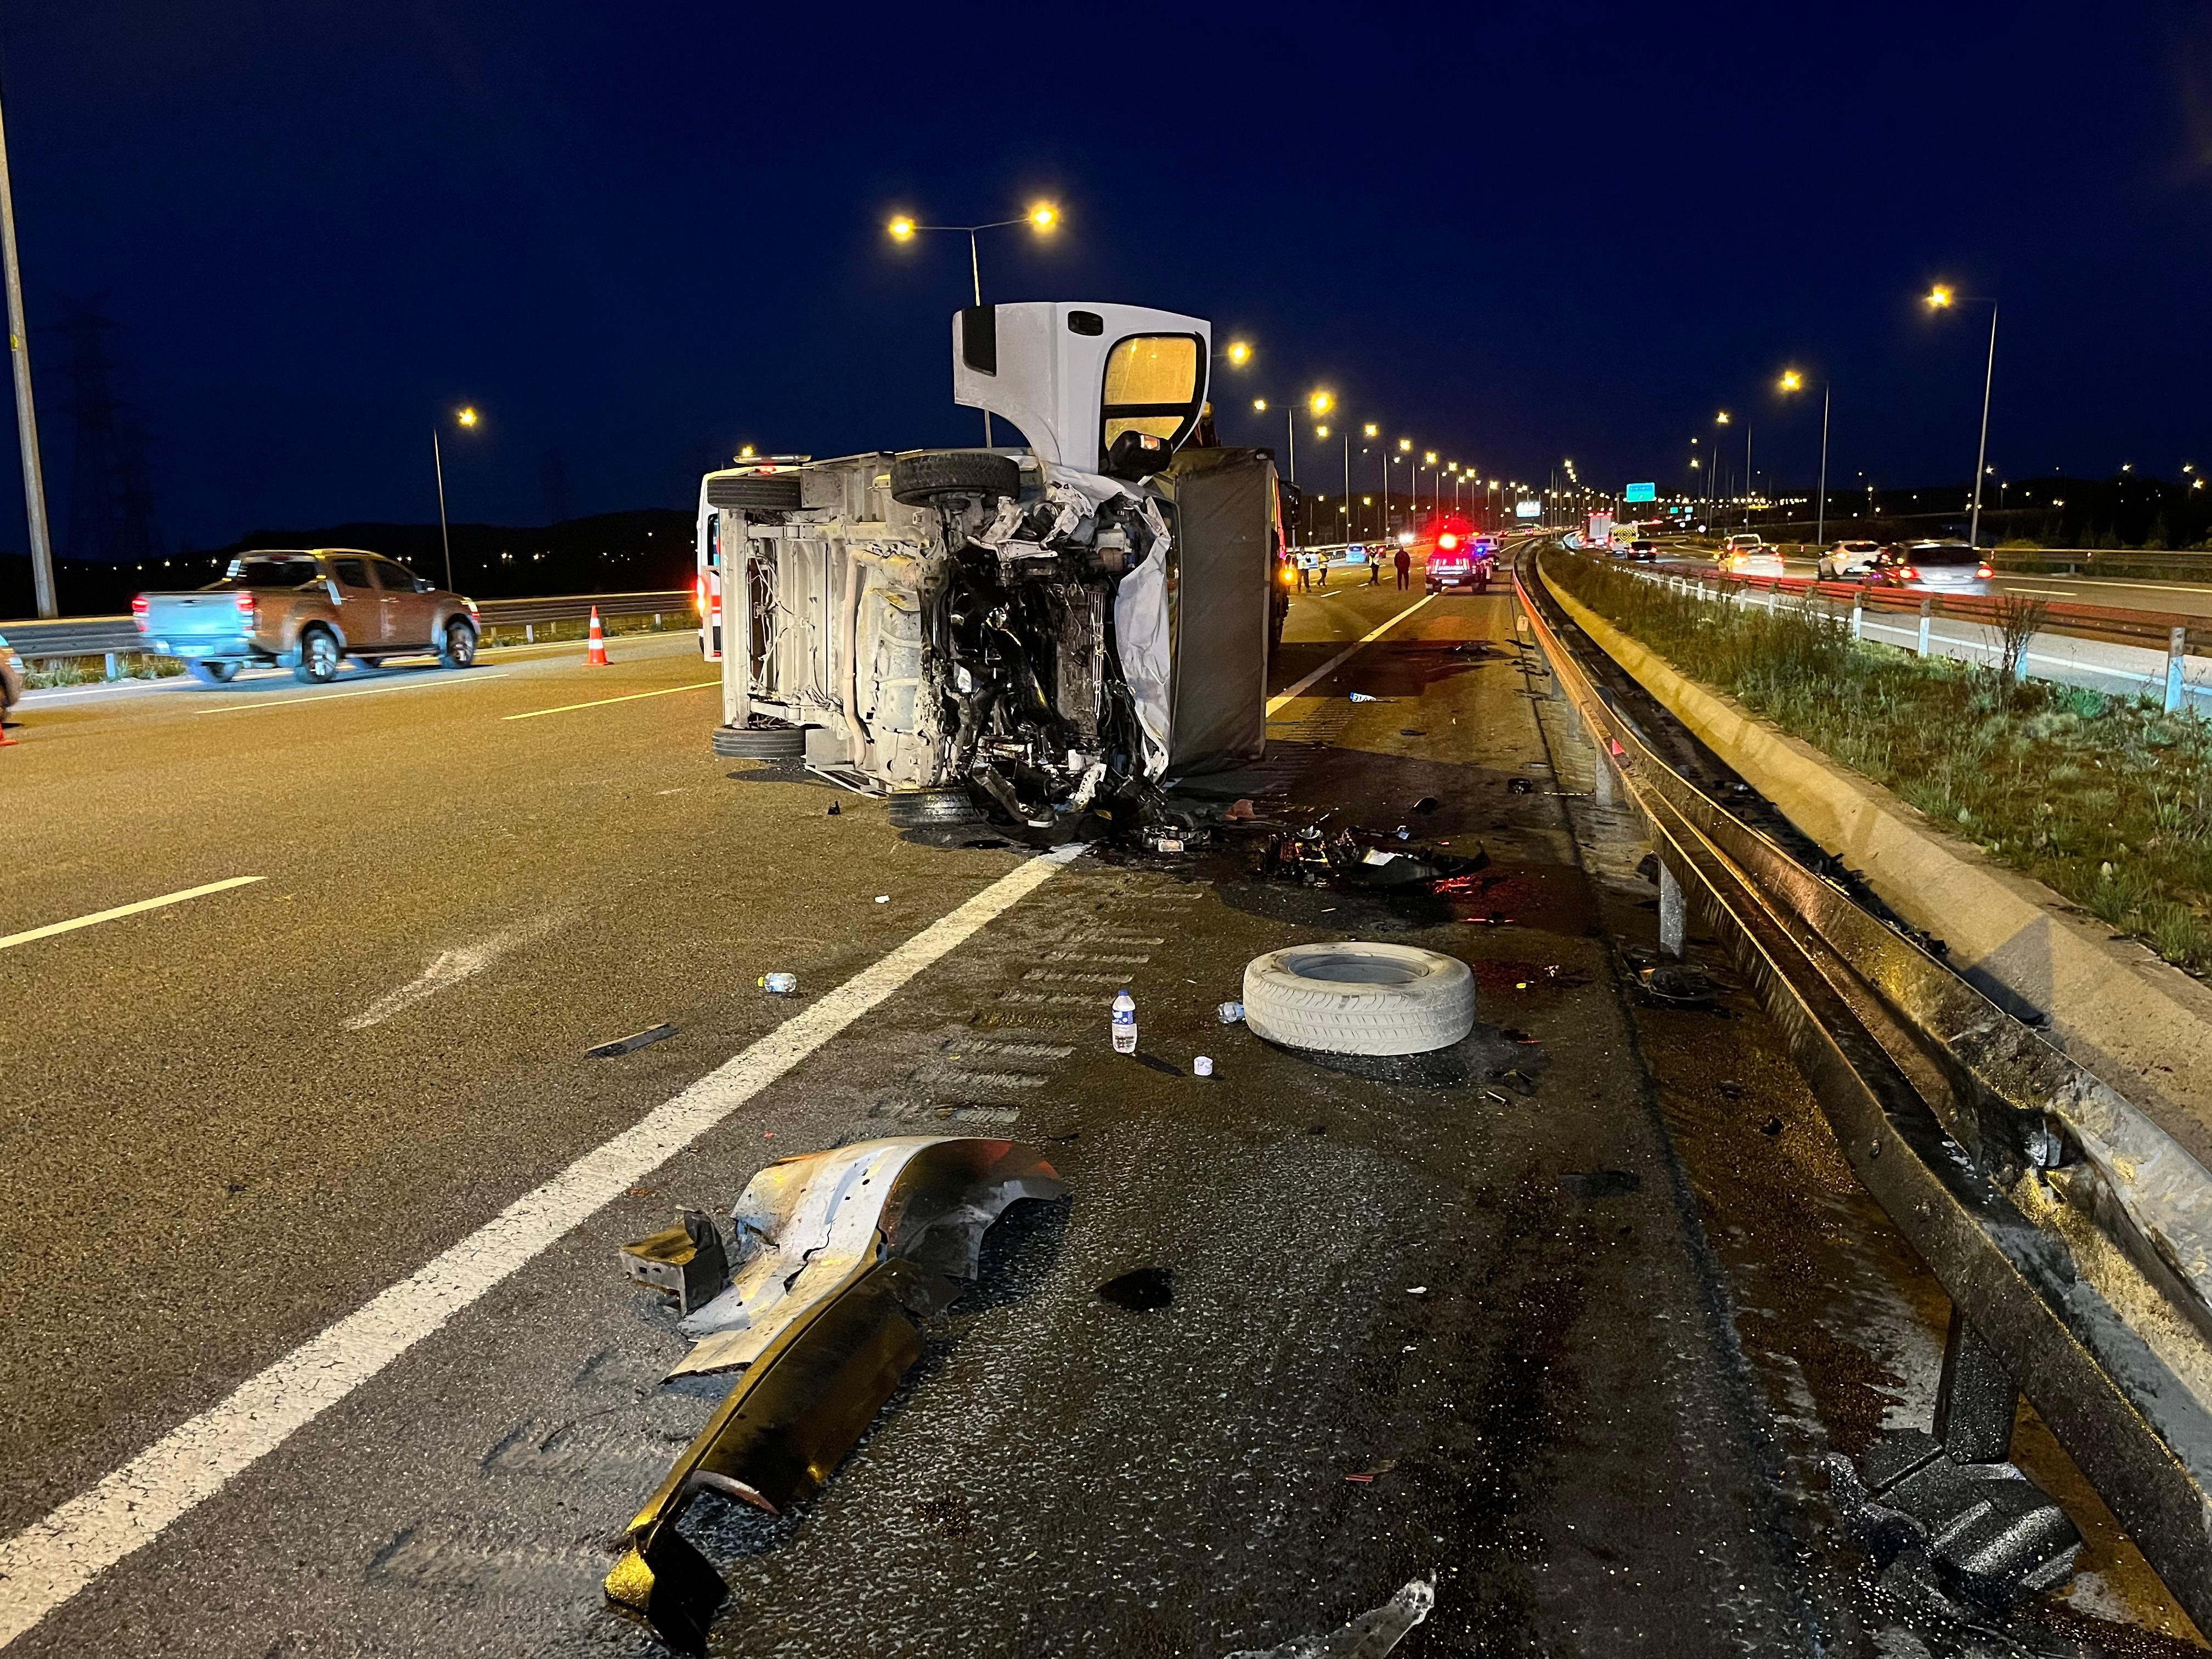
[1438,532,1459,551]
[1976,563,1994,578]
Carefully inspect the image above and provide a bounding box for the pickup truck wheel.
[439,620,477,669]
[295,628,341,684]
[188,662,240,686]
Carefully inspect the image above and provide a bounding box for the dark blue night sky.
[0,0,2204,550]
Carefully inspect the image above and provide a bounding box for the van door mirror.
[1101,334,1204,467]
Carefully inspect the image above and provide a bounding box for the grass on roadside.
[1547,551,2212,976]
[22,653,183,689]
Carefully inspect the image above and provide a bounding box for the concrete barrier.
[1543,563,2212,1171]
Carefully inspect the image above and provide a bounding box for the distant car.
[1871,541,1994,595]
[134,550,482,686]
[1614,539,1658,561]
[1816,540,1884,581]
[1424,530,1496,594]
[1719,537,1786,578]
[0,631,22,720]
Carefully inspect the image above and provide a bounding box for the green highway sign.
[1623,482,1656,503]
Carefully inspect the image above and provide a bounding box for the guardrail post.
[1933,1307,2017,1463]
[1658,861,1686,958]
[1850,594,1864,641]
[2166,626,2187,714]
[1917,598,1933,657]
[1591,742,1617,808]
[525,623,535,644]
[104,651,119,681]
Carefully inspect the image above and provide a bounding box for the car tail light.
[1438,532,1459,551]
[465,599,479,619]
[235,592,256,617]
[1900,566,1920,582]
[693,575,704,613]
[130,594,149,631]
[1279,565,1296,587]
[1976,563,1994,578]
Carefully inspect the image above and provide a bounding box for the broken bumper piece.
[605,1137,1063,1652]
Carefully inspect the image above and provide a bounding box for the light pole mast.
[1968,303,1998,550]
[0,75,55,617]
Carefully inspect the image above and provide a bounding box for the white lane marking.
[1267,594,1436,715]
[0,844,1083,1647]
[2002,586,2079,598]
[0,877,264,953]
[2061,579,2212,597]
[501,679,719,721]
[340,919,561,1032]
[195,673,511,715]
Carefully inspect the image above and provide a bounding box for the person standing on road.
[1296,549,1315,592]
[1367,548,1381,585]
[1394,546,1412,590]
[1316,550,1329,589]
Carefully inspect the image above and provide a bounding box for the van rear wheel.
[188,662,240,686]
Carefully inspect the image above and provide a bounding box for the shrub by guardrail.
[1547,549,2212,975]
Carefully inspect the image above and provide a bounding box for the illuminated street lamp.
[1778,368,1832,549]
[887,201,1060,441]
[1226,340,1251,368]
[433,404,479,592]
[1926,283,2000,550]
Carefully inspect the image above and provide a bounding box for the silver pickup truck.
[133,550,481,685]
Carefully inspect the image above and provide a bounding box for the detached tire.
[1242,941,1474,1056]
[887,787,988,829]
[712,721,805,759]
[890,450,1022,507]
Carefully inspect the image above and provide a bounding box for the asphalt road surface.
[0,588,2199,1655]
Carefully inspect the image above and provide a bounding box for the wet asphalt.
[0,583,2198,1655]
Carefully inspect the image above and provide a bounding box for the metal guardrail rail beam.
[1516,545,2212,1626]
[0,591,693,661]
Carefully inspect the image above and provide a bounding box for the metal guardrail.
[1643,560,2203,699]
[0,591,694,663]
[1516,546,2212,1626]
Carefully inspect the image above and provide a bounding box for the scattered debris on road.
[1243,941,1475,1056]
[1258,826,1489,890]
[1193,1055,1215,1076]
[1223,1576,1435,1658]
[1637,963,1717,1008]
[757,973,797,995]
[621,1211,727,1316]
[586,1022,679,1058]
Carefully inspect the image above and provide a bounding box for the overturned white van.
[695,302,1285,834]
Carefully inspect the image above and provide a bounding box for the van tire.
[887,787,988,828]
[890,451,1022,507]
[711,721,805,759]
[705,474,803,510]
[1242,941,1475,1056]
[188,662,240,686]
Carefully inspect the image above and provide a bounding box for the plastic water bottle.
[1111,989,1137,1055]
[759,972,797,995]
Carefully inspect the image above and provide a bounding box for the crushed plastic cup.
[759,972,798,995]
[1217,1001,1246,1024]
[1193,1056,1215,1077]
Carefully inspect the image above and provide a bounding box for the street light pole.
[1816,383,1831,550]
[888,204,1059,447]
[1969,304,1998,550]
[0,76,55,617]
[433,428,454,593]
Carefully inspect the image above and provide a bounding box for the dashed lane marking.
[0,843,1085,1649]
[0,877,265,954]
[501,679,720,721]
[1265,593,1436,714]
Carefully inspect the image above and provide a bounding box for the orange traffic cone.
[0,725,17,748]
[585,607,611,667]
